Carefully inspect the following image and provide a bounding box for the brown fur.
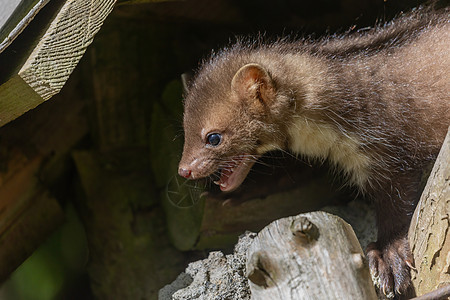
[179,7,450,296]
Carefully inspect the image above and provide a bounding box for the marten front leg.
[365,172,421,298]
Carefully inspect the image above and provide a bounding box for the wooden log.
[0,0,116,127]
[409,127,450,296]
[197,175,347,250]
[246,212,377,300]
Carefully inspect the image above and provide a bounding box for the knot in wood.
[246,251,272,288]
[290,216,319,242]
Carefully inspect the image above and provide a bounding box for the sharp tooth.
[214,181,221,186]
[220,182,227,188]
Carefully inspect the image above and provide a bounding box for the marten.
[178,7,450,297]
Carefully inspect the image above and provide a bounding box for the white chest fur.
[287,116,372,188]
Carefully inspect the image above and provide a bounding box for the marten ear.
[181,72,193,94]
[231,63,275,106]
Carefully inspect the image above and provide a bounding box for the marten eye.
[206,133,222,147]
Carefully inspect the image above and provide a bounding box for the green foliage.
[0,205,89,300]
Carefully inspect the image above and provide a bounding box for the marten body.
[178,7,450,296]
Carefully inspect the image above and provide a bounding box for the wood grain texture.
[0,75,42,126]
[409,127,450,296]
[19,0,117,99]
[0,68,88,282]
[246,212,377,300]
[0,156,64,282]
[0,0,116,127]
[0,191,63,283]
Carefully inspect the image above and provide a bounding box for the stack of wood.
[0,0,115,283]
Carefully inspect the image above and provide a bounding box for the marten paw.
[366,238,414,298]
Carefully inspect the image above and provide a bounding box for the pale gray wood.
[246,212,377,300]
[0,0,116,127]
[409,127,450,296]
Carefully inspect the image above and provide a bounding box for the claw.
[405,259,416,271]
[382,280,394,296]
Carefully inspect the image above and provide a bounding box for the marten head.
[178,62,289,192]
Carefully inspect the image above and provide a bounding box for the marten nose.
[178,167,192,179]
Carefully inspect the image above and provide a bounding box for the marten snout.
[178,167,192,179]
[178,154,215,180]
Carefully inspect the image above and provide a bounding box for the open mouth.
[214,154,259,192]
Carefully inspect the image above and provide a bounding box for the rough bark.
[409,128,450,296]
[159,232,255,300]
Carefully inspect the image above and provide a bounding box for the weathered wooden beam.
[0,0,116,127]
[0,156,64,282]
[196,177,345,249]
[246,212,377,300]
[0,67,88,282]
[409,127,450,296]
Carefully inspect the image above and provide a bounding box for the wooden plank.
[409,128,450,296]
[0,0,116,127]
[0,75,42,125]
[0,156,64,282]
[0,157,43,236]
[195,177,342,249]
[0,66,88,282]
[0,191,63,283]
